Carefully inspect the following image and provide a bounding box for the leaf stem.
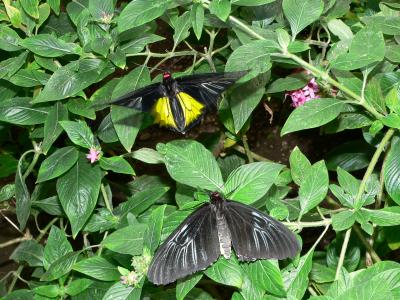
[283,218,331,230]
[354,128,395,209]
[101,184,113,214]
[352,224,381,263]
[241,135,254,163]
[233,145,272,162]
[335,228,352,281]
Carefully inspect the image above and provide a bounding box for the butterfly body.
[147,192,300,285]
[106,71,246,133]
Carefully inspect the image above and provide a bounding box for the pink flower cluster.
[286,78,320,107]
[86,147,101,163]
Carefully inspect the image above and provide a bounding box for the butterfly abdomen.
[216,209,232,259]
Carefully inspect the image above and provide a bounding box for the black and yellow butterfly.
[104,71,246,133]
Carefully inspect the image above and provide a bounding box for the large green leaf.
[43,226,73,270]
[225,40,278,81]
[111,106,142,153]
[299,160,328,217]
[102,282,141,300]
[37,146,79,182]
[41,102,68,154]
[20,34,82,57]
[59,120,95,149]
[224,162,284,204]
[56,155,102,237]
[20,0,39,18]
[176,274,203,300]
[209,0,231,21]
[99,156,135,175]
[173,12,191,47]
[0,25,22,51]
[384,138,400,205]
[283,0,324,39]
[144,205,166,254]
[157,140,223,191]
[41,252,80,281]
[285,250,314,299]
[205,257,244,288]
[361,207,400,226]
[0,97,49,125]
[102,224,147,255]
[73,256,120,281]
[281,98,344,135]
[118,0,168,32]
[10,240,43,267]
[15,152,31,230]
[289,146,311,186]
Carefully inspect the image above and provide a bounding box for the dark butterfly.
[101,71,246,133]
[147,192,300,285]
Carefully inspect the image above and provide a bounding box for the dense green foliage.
[1,0,400,299]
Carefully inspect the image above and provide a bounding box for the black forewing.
[101,82,164,111]
[175,71,246,109]
[224,200,300,261]
[147,204,220,285]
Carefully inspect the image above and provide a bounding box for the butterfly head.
[210,192,224,206]
[162,72,172,82]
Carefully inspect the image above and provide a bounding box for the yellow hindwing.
[152,97,176,128]
[177,92,204,127]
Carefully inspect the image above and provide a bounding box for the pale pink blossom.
[86,148,101,163]
[286,78,320,107]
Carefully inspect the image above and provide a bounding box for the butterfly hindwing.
[176,72,246,109]
[147,204,220,285]
[224,200,300,261]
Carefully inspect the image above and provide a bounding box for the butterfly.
[147,192,300,285]
[102,71,246,133]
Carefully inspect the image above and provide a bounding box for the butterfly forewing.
[176,72,246,109]
[224,200,300,261]
[109,82,164,111]
[147,204,220,285]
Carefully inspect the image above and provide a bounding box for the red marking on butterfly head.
[163,72,171,79]
[210,192,224,206]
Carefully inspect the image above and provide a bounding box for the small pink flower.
[286,77,320,107]
[86,148,101,163]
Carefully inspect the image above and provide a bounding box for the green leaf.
[20,0,39,18]
[244,260,285,297]
[32,196,63,216]
[227,73,269,133]
[362,207,400,226]
[267,74,309,93]
[0,25,22,51]
[102,282,142,300]
[15,152,31,231]
[65,278,93,296]
[283,0,324,39]
[326,140,374,171]
[56,155,102,238]
[231,0,275,5]
[173,12,191,47]
[225,40,278,81]
[117,185,169,217]
[8,69,50,87]
[386,45,400,63]
[382,113,400,129]
[99,156,135,175]
[111,106,142,153]
[130,148,164,164]
[118,0,168,32]
[362,16,400,35]
[0,51,28,79]
[120,34,164,55]
[47,0,60,15]
[34,285,60,298]
[331,28,385,70]
[37,146,79,183]
[41,251,80,281]
[42,102,69,154]
[144,205,166,254]
[59,120,95,149]
[67,98,96,120]
[286,250,314,299]
[337,167,359,199]
[385,87,400,114]
[157,140,223,191]
[10,240,43,267]
[20,34,82,57]
[88,0,114,22]
[73,256,120,281]
[289,146,311,186]
[176,274,203,300]
[43,226,73,270]
[281,98,344,135]
[0,183,15,202]
[0,97,49,125]
[97,113,119,143]
[112,66,151,100]
[299,160,328,217]
[102,224,147,255]
[384,139,400,205]
[332,210,355,231]
[191,3,204,40]
[209,0,231,21]
[205,257,244,288]
[327,19,353,41]
[224,162,284,204]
